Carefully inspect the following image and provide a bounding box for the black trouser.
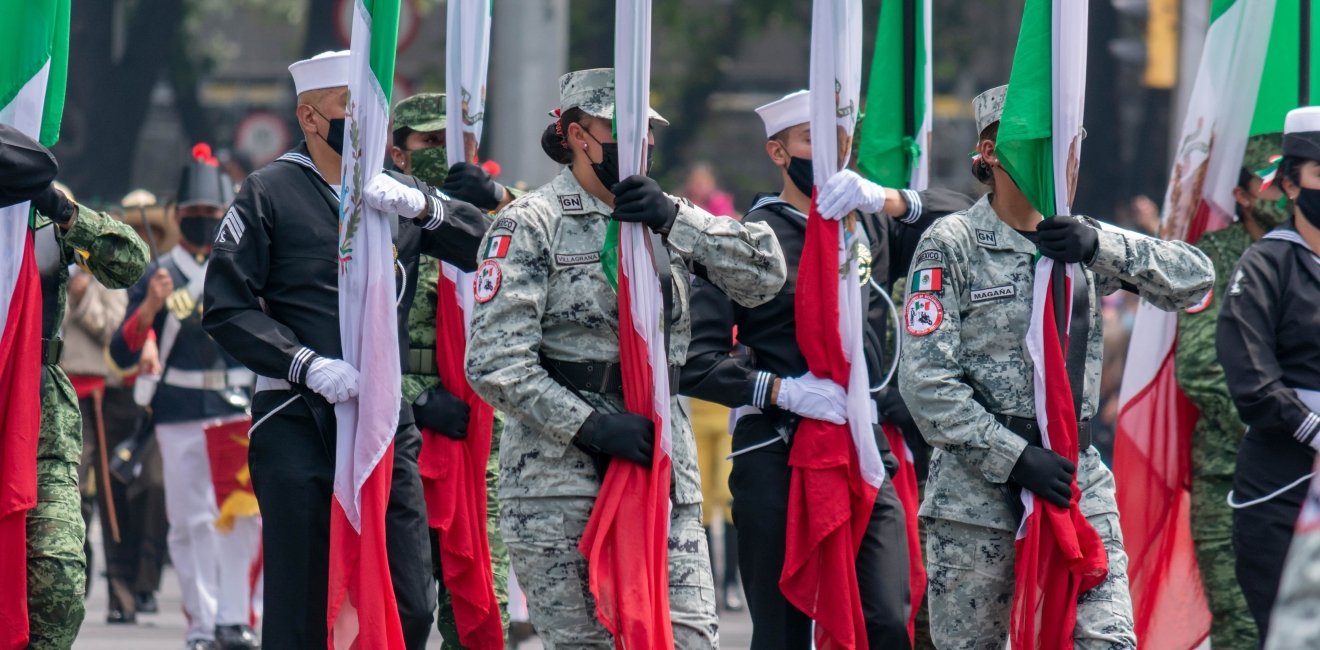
[248,391,435,650]
[78,386,166,615]
[1232,435,1312,643]
[729,415,911,650]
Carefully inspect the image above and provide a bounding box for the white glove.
[306,357,360,404]
[364,173,427,219]
[775,372,848,424]
[816,169,888,220]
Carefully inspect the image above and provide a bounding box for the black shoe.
[215,624,260,650]
[136,591,158,614]
[184,640,218,650]
[106,610,136,625]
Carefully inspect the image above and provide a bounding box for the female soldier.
[463,68,786,648]
[1219,106,1320,642]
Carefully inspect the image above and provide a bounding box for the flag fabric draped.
[202,418,260,534]
[1113,1,1302,647]
[327,2,404,647]
[857,0,931,191]
[995,1,1109,647]
[0,2,68,646]
[577,2,675,647]
[881,423,925,643]
[411,2,505,647]
[779,2,884,648]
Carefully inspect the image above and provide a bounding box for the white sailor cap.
[755,90,810,139]
[1283,106,1320,161]
[288,51,350,96]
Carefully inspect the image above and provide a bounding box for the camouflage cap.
[973,85,1008,134]
[553,68,669,126]
[1243,132,1283,174]
[393,93,447,133]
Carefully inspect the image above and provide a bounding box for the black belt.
[42,337,63,366]
[406,347,438,376]
[994,413,1093,451]
[542,357,679,396]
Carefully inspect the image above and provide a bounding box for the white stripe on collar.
[277,152,338,196]
[1263,228,1320,261]
[749,195,807,220]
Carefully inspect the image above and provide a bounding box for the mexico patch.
[916,249,943,263]
[484,235,512,259]
[904,292,944,336]
[493,217,517,233]
[911,268,943,293]
[474,260,503,303]
[1185,288,1213,314]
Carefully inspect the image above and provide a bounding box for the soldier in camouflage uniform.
[898,86,1213,649]
[1263,462,1320,650]
[465,68,786,648]
[1174,133,1285,650]
[3,125,150,649]
[391,93,513,647]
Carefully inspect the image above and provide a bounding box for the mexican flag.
[1114,1,1305,647]
[857,0,932,191]
[0,2,68,647]
[578,1,676,646]
[327,1,404,647]
[996,0,1109,647]
[779,2,885,648]
[413,3,504,646]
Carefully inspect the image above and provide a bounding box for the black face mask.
[313,107,346,156]
[1295,186,1320,229]
[585,131,652,190]
[179,216,219,248]
[786,156,814,196]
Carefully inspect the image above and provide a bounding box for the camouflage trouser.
[1191,474,1257,649]
[925,462,1135,650]
[501,497,718,649]
[28,460,87,650]
[1264,521,1320,650]
[436,443,511,647]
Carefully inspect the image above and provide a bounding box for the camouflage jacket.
[37,204,150,463]
[1176,222,1253,478]
[465,168,786,504]
[899,195,1213,530]
[1264,466,1320,650]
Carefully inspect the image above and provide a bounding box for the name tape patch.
[970,285,1016,303]
[555,251,601,266]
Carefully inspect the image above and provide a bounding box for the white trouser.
[157,418,262,639]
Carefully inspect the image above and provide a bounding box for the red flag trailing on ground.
[995,0,1109,646]
[779,2,885,648]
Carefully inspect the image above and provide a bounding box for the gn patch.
[970,284,1016,303]
[975,229,997,246]
[474,259,503,303]
[558,193,584,212]
[904,292,944,336]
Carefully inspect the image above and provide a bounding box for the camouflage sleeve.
[897,233,1028,483]
[1174,234,1243,434]
[664,196,786,309]
[59,203,149,289]
[1087,222,1214,311]
[464,206,594,453]
[402,374,441,406]
[1263,472,1320,650]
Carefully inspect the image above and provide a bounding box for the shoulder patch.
[975,229,997,246]
[555,251,600,266]
[474,260,503,303]
[916,249,943,264]
[1185,288,1213,313]
[970,285,1016,303]
[215,207,245,249]
[910,268,943,293]
[558,193,584,212]
[484,235,512,259]
[493,216,517,233]
[904,292,944,337]
[1227,269,1245,296]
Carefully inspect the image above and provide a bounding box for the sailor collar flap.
[1264,227,1320,262]
[966,195,1040,255]
[551,168,611,217]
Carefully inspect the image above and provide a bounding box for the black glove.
[441,162,505,211]
[31,183,75,225]
[611,175,678,233]
[1035,216,1099,264]
[574,411,655,466]
[441,196,487,229]
[413,387,470,440]
[877,387,918,438]
[1009,445,1076,508]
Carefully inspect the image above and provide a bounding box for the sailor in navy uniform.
[201,52,489,650]
[680,90,973,650]
[1219,106,1320,641]
[109,150,260,650]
